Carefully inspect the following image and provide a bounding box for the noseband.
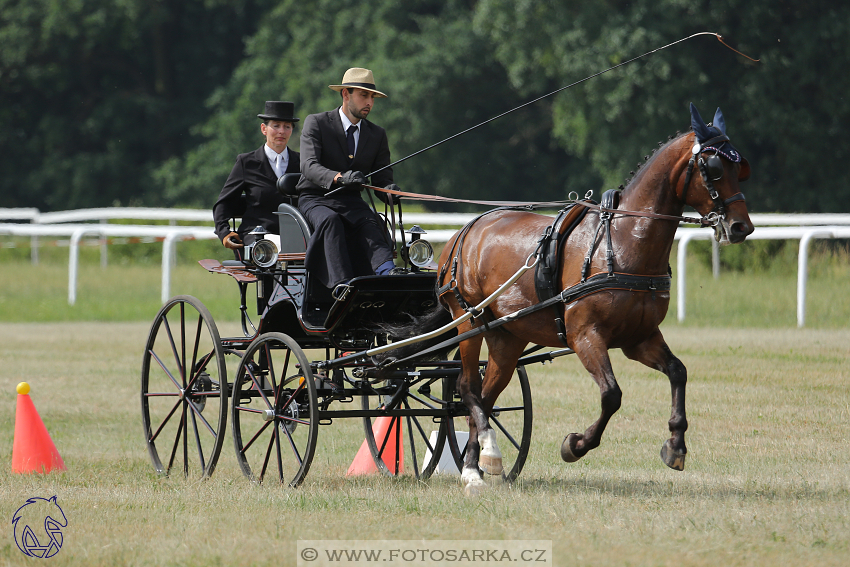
[680,134,746,220]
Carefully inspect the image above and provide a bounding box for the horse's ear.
[738,158,751,182]
[689,103,712,142]
[712,107,728,135]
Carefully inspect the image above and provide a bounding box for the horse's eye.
[703,154,724,181]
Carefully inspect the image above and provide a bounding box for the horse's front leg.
[622,330,688,470]
[561,332,622,462]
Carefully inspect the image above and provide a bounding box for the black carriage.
[140,176,541,486]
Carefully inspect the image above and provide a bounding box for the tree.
[472,0,850,212]
[0,0,272,210]
[156,0,600,211]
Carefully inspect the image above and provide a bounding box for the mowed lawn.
[1,321,848,567]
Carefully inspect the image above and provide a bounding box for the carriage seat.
[273,172,312,259]
[274,203,312,258]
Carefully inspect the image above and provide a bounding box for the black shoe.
[388,267,409,275]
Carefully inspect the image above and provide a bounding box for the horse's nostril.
[730,221,754,237]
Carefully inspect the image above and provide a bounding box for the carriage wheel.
[141,295,228,479]
[446,364,533,482]
[231,332,318,487]
[359,371,450,480]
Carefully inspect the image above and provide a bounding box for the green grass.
[0,237,848,565]
[0,324,848,566]
[1,240,849,327]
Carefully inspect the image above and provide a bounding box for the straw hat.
[328,68,388,98]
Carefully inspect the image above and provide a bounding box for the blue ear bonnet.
[689,103,742,163]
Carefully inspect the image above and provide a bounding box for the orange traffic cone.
[12,382,66,474]
[346,416,404,476]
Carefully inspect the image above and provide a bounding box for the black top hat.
[257,101,299,122]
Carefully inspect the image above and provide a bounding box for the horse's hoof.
[660,440,686,471]
[560,433,581,462]
[479,454,503,476]
[464,480,486,498]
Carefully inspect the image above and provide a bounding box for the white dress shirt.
[264,145,289,177]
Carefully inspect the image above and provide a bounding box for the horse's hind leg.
[475,334,527,477]
[561,333,622,463]
[622,330,688,470]
[455,333,487,492]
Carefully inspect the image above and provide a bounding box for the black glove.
[338,170,367,187]
[378,183,401,205]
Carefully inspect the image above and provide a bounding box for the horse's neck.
[612,142,689,273]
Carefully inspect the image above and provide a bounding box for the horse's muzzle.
[716,217,754,244]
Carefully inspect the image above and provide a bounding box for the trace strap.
[384,271,670,370]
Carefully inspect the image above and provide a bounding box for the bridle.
[679,133,746,220]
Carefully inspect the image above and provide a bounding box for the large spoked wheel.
[360,369,451,480]
[446,364,533,482]
[141,295,228,479]
[231,332,318,487]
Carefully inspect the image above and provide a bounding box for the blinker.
[701,153,724,181]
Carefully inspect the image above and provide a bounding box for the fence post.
[797,230,831,328]
[711,237,720,279]
[676,231,701,323]
[100,218,108,268]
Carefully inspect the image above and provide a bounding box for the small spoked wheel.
[446,364,533,482]
[360,370,452,480]
[231,332,318,487]
[141,295,228,479]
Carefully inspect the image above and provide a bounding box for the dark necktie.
[346,125,357,161]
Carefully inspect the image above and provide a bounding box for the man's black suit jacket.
[296,108,393,196]
[213,145,300,241]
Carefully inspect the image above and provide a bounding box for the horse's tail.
[372,303,457,366]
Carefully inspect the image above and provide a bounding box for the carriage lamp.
[245,227,279,268]
[402,225,434,269]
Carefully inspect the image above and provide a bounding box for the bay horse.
[436,104,754,495]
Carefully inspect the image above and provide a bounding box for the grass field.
[0,248,848,566]
[1,322,848,566]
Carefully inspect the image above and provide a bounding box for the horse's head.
[678,103,754,244]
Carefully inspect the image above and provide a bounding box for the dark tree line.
[2,0,847,213]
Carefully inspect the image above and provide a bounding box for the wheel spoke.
[246,364,274,410]
[279,418,304,466]
[149,398,183,443]
[491,412,521,451]
[259,432,275,483]
[149,349,183,392]
[239,418,272,453]
[406,414,420,479]
[185,397,217,438]
[166,408,185,473]
[189,405,206,471]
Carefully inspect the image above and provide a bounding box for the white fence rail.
[2,207,849,326]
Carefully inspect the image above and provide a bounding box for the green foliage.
[4,0,849,213]
[0,0,273,210]
[472,0,850,212]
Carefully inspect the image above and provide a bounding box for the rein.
[369,184,721,227]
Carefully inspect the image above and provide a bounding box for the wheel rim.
[141,296,227,478]
[446,364,533,482]
[360,369,450,479]
[231,332,318,487]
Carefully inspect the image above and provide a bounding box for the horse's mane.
[620,128,692,191]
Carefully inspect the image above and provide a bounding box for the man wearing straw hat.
[214,101,301,256]
[296,67,404,292]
